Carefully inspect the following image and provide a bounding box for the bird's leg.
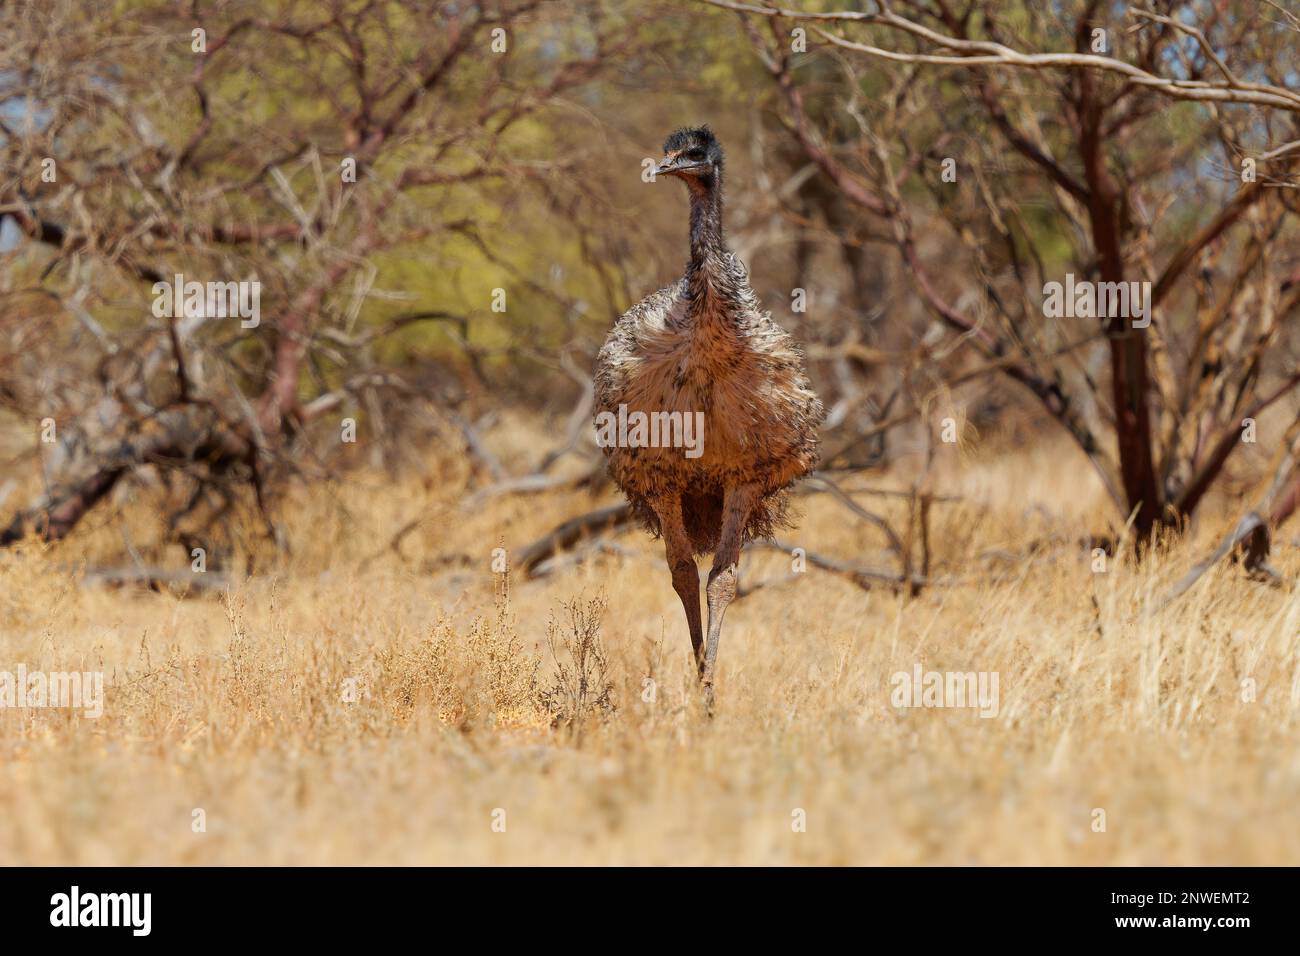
[650,495,703,671]
[703,483,759,692]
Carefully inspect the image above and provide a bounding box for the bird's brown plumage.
[594,128,823,556]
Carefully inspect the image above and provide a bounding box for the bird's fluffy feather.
[594,252,823,554]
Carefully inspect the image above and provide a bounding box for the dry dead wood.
[80,566,231,594]
[510,467,963,586]
[0,406,253,546]
[747,539,929,593]
[1159,512,1280,608]
[464,464,604,508]
[1160,419,1300,606]
[515,503,634,578]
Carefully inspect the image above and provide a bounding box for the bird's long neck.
[684,180,738,324]
[687,182,724,273]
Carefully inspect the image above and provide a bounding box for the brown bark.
[1076,65,1162,541]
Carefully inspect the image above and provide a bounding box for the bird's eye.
[687,148,706,161]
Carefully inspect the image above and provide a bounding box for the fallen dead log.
[81,566,231,594]
[464,463,604,508]
[1,406,252,547]
[529,540,637,578]
[750,539,929,594]
[1159,416,1300,608]
[515,503,634,578]
[1159,511,1281,608]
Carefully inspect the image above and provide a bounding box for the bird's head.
[656,126,723,190]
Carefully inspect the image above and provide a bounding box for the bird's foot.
[699,671,716,717]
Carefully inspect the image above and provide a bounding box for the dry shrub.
[0,543,77,633]
[539,595,615,733]
[378,575,540,730]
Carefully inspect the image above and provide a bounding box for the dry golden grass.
[2,427,1299,865]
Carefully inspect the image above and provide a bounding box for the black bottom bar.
[0,867,1284,942]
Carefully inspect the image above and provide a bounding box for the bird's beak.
[656,157,705,179]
